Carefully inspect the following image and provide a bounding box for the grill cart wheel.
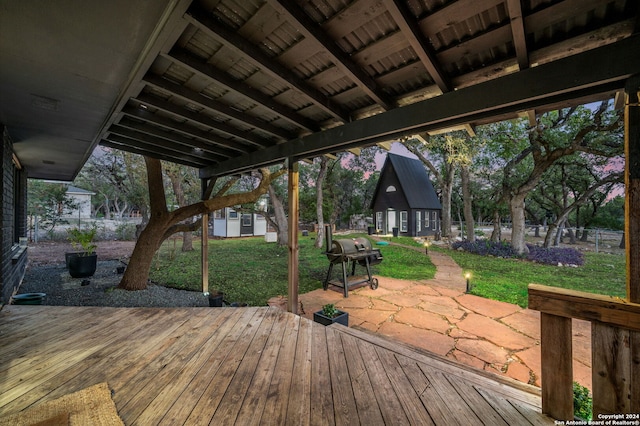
[370,278,379,290]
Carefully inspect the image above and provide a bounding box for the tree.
[27,181,78,238]
[118,156,285,291]
[164,162,200,252]
[480,101,622,253]
[402,135,456,238]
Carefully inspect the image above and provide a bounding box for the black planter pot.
[68,253,98,278]
[208,292,224,307]
[65,251,83,268]
[313,310,349,326]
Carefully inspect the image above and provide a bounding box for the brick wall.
[1,126,28,304]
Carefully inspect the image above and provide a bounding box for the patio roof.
[1,0,638,180]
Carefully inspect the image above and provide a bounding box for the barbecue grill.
[323,226,383,297]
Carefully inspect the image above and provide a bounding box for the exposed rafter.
[185,2,351,123]
[103,134,209,167]
[121,105,246,155]
[270,0,396,110]
[142,73,292,140]
[201,34,640,177]
[133,93,273,149]
[164,49,320,134]
[506,0,529,70]
[383,0,452,93]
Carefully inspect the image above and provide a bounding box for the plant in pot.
[66,226,98,278]
[313,303,348,326]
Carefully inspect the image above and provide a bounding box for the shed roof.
[376,153,442,210]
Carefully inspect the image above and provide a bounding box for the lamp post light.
[465,272,472,293]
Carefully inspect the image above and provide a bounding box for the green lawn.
[150,234,626,308]
[150,233,436,306]
[442,247,626,307]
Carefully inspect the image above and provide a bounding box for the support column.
[287,160,299,314]
[201,212,209,295]
[625,74,640,304]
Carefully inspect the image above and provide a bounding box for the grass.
[150,233,436,306]
[150,233,626,309]
[442,246,626,307]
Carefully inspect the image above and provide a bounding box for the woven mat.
[0,382,124,426]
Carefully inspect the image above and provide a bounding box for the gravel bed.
[16,260,210,308]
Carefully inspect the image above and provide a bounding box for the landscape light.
[465,272,472,293]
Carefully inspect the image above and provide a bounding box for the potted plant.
[313,303,348,326]
[66,226,98,278]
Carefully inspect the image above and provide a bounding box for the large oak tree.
[118,156,284,291]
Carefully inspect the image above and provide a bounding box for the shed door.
[387,210,396,234]
[241,214,253,235]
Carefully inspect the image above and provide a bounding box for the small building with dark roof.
[371,153,442,237]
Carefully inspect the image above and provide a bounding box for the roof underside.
[1,0,639,180]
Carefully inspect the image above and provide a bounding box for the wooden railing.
[528,284,640,420]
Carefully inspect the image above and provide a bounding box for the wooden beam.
[201,212,209,295]
[143,73,293,140]
[102,135,210,167]
[287,160,299,314]
[506,0,529,70]
[271,0,395,110]
[528,284,640,331]
[165,49,320,133]
[201,34,640,178]
[625,74,640,304]
[186,3,351,123]
[136,82,276,148]
[122,104,247,155]
[383,0,451,93]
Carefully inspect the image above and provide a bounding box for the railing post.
[540,312,574,420]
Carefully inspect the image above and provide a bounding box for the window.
[228,209,239,219]
[213,209,224,219]
[242,214,252,226]
[400,211,408,232]
[376,211,383,231]
[432,211,438,230]
[425,211,430,229]
[416,211,421,233]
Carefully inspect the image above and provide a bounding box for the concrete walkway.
[287,247,592,390]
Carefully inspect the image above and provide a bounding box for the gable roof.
[374,153,442,210]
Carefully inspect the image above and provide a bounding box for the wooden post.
[201,212,209,295]
[540,312,573,421]
[625,74,640,304]
[287,160,299,314]
[623,74,640,414]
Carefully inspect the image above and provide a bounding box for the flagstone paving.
[281,245,592,391]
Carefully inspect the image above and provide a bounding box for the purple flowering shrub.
[452,240,584,266]
[527,245,584,266]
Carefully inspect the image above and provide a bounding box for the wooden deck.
[0,306,554,425]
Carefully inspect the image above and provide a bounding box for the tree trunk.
[510,193,529,254]
[118,215,169,290]
[490,209,501,242]
[182,230,193,252]
[268,185,288,246]
[581,229,589,242]
[314,157,328,249]
[461,165,475,242]
[441,178,453,238]
[543,223,557,247]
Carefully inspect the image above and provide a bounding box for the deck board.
[0,306,555,425]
